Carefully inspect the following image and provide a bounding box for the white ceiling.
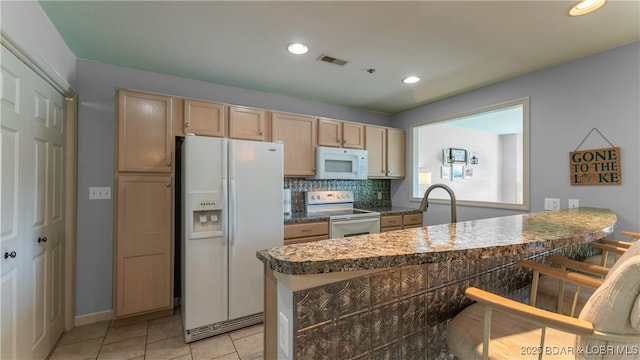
[39,1,639,114]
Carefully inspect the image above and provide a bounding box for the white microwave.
[315,146,368,180]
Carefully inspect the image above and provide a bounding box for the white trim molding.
[75,310,113,327]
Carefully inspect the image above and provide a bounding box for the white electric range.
[305,190,380,238]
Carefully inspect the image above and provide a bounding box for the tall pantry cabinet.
[114,89,174,321]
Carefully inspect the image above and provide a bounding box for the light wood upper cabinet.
[318,119,342,147]
[272,112,317,177]
[387,128,405,178]
[229,105,270,141]
[115,174,173,317]
[365,126,405,178]
[117,89,173,173]
[366,126,387,178]
[318,119,364,149]
[343,122,365,149]
[172,97,185,137]
[183,99,227,137]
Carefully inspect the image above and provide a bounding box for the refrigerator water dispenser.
[188,191,223,239]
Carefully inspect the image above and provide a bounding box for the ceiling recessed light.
[287,43,308,55]
[569,0,606,16]
[402,76,420,84]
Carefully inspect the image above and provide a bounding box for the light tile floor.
[48,308,264,360]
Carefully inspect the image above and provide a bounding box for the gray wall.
[74,59,393,316]
[391,41,640,236]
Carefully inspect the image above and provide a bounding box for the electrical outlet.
[377,191,383,200]
[278,312,289,357]
[568,199,579,209]
[544,198,560,211]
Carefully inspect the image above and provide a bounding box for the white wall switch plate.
[89,187,111,200]
[568,199,579,208]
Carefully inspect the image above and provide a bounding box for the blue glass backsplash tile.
[284,178,391,212]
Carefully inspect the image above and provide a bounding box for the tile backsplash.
[284,179,391,212]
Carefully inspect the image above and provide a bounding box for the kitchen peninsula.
[257,207,616,359]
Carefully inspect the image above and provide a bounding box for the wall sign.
[570,147,621,185]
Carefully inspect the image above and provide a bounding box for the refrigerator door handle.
[222,178,228,245]
[230,179,237,247]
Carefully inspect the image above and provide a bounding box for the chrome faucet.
[419,183,457,223]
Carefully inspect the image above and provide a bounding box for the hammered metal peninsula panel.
[371,269,401,306]
[295,285,335,330]
[337,312,371,359]
[427,261,449,288]
[401,294,426,336]
[295,322,335,360]
[372,341,401,360]
[371,303,400,348]
[400,265,426,297]
[427,286,450,324]
[401,332,427,360]
[336,277,371,318]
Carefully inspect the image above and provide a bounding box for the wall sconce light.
[419,171,432,185]
[469,152,479,165]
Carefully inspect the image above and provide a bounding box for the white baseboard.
[75,309,113,327]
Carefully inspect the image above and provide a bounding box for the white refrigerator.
[181,135,283,342]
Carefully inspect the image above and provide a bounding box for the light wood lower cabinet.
[381,215,403,232]
[380,213,423,232]
[402,213,423,229]
[115,175,174,317]
[284,222,329,245]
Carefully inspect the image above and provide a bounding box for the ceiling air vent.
[318,54,348,66]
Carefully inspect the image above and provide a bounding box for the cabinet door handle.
[166,182,171,188]
[336,139,340,143]
[301,228,312,232]
[37,236,48,244]
[4,251,16,259]
[184,122,190,128]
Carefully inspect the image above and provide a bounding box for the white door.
[1,45,65,359]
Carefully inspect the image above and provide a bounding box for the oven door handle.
[331,217,380,224]
[342,232,370,238]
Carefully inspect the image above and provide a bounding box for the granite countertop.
[259,207,616,275]
[284,206,421,224]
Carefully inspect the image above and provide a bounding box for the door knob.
[38,236,48,244]
[4,251,16,259]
